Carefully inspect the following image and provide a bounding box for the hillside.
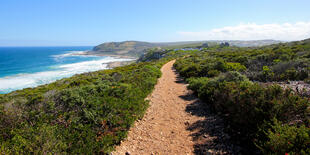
[0,59,169,154]
[88,40,282,58]
[91,41,161,57]
[171,38,310,154]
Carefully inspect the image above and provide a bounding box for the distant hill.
[89,40,283,57]
[91,41,161,57]
[211,40,282,47]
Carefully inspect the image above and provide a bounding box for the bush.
[173,39,310,154]
[0,60,166,154]
[187,77,310,150]
[177,58,310,153]
[259,120,310,154]
[217,71,249,82]
[234,56,248,65]
[180,64,200,78]
[226,62,247,72]
[214,60,228,72]
[207,70,220,77]
[262,66,274,81]
[186,77,209,93]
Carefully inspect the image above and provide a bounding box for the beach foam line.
[0,57,133,94]
[51,51,97,59]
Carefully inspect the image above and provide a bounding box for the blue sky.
[1,0,310,46]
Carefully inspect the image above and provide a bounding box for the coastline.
[72,50,137,69]
[0,50,137,94]
[72,50,137,59]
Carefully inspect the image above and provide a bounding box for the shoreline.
[72,50,138,59]
[0,51,137,94]
[73,51,138,69]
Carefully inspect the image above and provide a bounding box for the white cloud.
[177,22,310,41]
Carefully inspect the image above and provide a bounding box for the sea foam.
[0,56,133,94]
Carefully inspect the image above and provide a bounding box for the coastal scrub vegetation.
[0,40,198,154]
[0,59,168,154]
[1,39,310,154]
[173,39,310,154]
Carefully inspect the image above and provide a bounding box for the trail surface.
[113,60,240,155]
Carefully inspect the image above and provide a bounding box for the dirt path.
[113,60,241,155]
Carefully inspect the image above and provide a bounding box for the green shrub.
[0,60,166,154]
[262,66,274,81]
[179,64,200,78]
[207,70,220,77]
[234,56,248,65]
[173,39,310,154]
[187,77,310,150]
[186,77,209,93]
[217,71,249,82]
[273,59,281,64]
[280,54,291,61]
[259,120,310,154]
[177,58,310,153]
[226,62,247,72]
[214,60,228,72]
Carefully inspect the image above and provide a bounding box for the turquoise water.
[0,47,131,94]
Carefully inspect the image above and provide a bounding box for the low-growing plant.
[185,75,310,153]
[226,62,247,72]
[207,70,220,77]
[262,66,274,81]
[0,59,168,154]
[258,119,310,154]
[174,40,310,153]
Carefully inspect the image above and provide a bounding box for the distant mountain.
[89,40,283,57]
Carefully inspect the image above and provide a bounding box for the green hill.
[91,41,161,57]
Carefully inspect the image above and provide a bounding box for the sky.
[0,0,310,46]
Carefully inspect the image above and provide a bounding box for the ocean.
[0,46,132,94]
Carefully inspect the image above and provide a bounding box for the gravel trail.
[113,60,241,155]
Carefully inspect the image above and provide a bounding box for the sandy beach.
[71,51,137,68]
[72,51,137,59]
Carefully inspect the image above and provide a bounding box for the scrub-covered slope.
[0,59,167,154]
[173,38,310,154]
